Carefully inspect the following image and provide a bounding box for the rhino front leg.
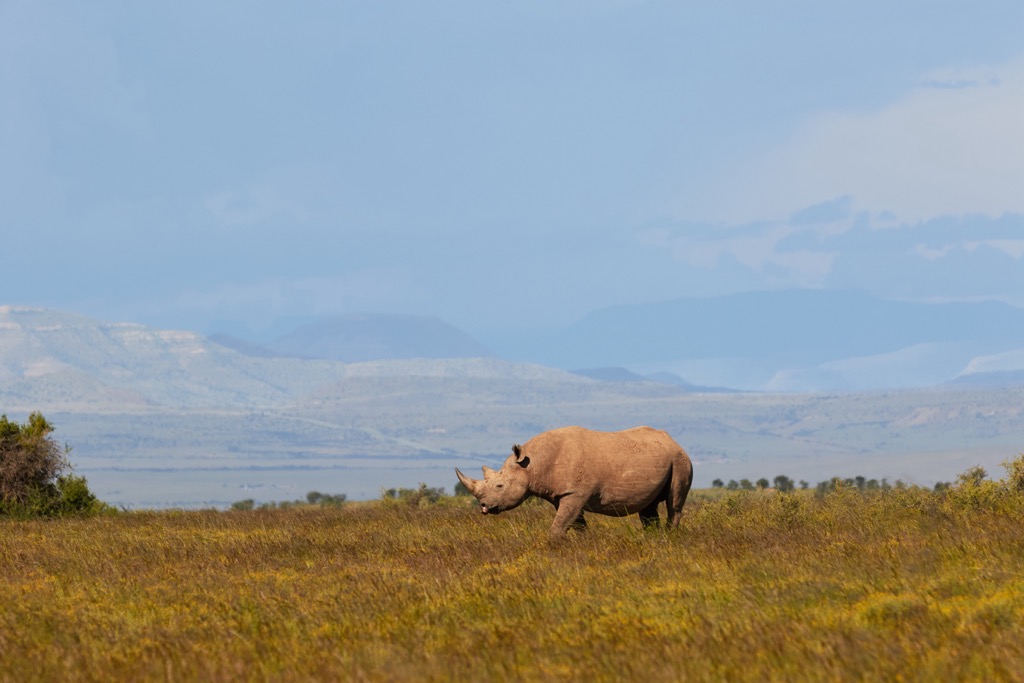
[550,495,587,537]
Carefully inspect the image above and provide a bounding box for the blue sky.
[3,1,1022,342]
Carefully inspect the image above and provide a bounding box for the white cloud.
[910,243,955,261]
[708,55,1024,223]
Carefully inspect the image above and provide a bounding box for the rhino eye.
[496,483,504,489]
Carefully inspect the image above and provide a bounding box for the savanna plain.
[3,472,1024,683]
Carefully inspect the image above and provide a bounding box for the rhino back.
[521,426,684,503]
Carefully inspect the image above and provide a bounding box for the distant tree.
[773,475,795,493]
[454,480,472,496]
[1002,453,1024,492]
[756,478,770,490]
[0,412,101,516]
[383,483,445,506]
[726,480,739,491]
[816,477,843,496]
[933,481,951,492]
[955,465,988,488]
[231,499,255,511]
[318,493,347,506]
[854,476,866,491]
[799,480,809,490]
[739,479,754,491]
[711,479,724,489]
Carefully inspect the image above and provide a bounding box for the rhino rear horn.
[456,468,482,496]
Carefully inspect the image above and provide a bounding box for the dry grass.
[2,488,1024,682]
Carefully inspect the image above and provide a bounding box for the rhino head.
[456,444,531,515]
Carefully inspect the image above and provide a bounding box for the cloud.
[965,239,1024,260]
[710,55,1024,223]
[640,218,842,290]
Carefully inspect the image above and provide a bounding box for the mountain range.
[2,297,1023,508]
[204,290,1024,392]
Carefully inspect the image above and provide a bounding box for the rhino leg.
[549,495,587,537]
[665,454,694,529]
[639,502,661,529]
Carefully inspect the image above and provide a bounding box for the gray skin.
[456,425,693,538]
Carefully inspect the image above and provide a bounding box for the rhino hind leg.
[665,451,694,529]
[571,513,588,531]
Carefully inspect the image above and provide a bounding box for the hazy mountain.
[3,304,1023,508]
[569,367,736,393]
[207,333,285,358]
[0,306,594,412]
[0,306,350,409]
[263,313,492,362]
[523,291,1024,390]
[946,370,1024,388]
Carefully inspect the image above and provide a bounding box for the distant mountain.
[263,313,491,362]
[5,305,1024,509]
[525,291,1024,390]
[568,367,736,393]
[207,333,284,358]
[0,306,583,412]
[569,367,651,383]
[0,306,349,409]
[946,370,1024,388]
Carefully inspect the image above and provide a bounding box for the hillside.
[0,306,349,409]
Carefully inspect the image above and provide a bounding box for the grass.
[2,486,1024,682]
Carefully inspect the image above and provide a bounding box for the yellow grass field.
[2,486,1023,682]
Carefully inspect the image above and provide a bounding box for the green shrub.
[0,412,103,517]
[382,483,445,506]
[307,491,347,507]
[1001,453,1024,492]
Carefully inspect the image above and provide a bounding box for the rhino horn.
[456,468,482,496]
[482,465,497,480]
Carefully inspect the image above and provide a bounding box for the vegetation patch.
[0,412,106,518]
[2,458,1024,681]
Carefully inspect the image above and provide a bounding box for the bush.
[955,465,988,488]
[1001,454,1024,492]
[382,483,445,506]
[0,412,103,516]
[307,491,347,507]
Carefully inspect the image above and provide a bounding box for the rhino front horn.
[456,468,482,496]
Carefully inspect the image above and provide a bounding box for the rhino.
[455,426,693,537]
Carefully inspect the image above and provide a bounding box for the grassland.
[2,485,1024,682]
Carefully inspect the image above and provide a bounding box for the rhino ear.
[512,444,529,467]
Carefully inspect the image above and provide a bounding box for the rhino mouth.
[479,503,500,515]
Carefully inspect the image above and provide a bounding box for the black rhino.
[456,425,693,537]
